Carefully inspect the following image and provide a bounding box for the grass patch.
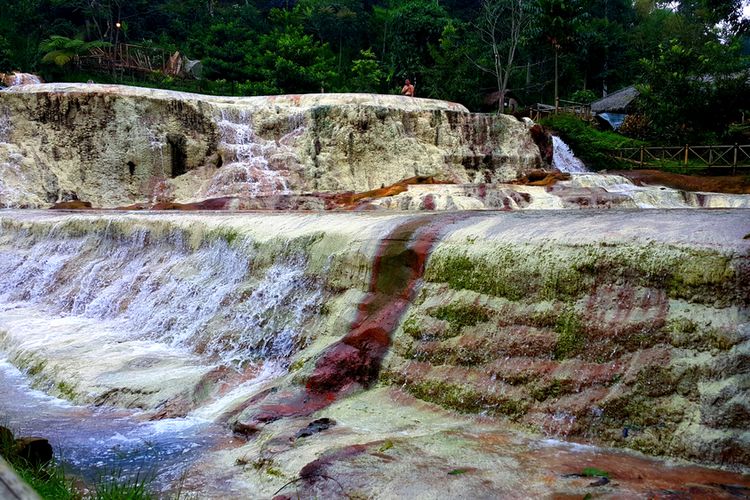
[553,309,585,360]
[1,427,79,499]
[15,461,79,499]
[93,468,157,499]
[431,303,491,335]
[582,467,610,478]
[1,423,162,500]
[447,468,469,475]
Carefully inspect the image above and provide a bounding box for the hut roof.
[591,86,639,113]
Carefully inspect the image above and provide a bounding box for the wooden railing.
[530,100,592,121]
[613,144,750,172]
[81,44,168,74]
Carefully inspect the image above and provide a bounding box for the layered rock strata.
[382,210,750,468]
[0,84,542,208]
[0,209,746,476]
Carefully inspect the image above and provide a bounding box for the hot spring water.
[0,214,329,493]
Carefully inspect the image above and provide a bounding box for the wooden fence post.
[734,143,738,175]
[684,144,689,166]
[640,146,644,167]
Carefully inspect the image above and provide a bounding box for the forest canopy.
[1,0,749,143]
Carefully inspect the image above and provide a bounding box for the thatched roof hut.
[591,86,639,113]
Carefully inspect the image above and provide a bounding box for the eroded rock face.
[382,211,750,468]
[0,84,543,208]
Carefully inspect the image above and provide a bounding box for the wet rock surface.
[0,426,53,468]
[382,210,750,469]
[0,84,542,208]
[0,209,748,498]
[615,169,750,194]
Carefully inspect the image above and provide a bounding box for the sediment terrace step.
[1,209,748,470]
[382,209,749,467]
[0,84,542,208]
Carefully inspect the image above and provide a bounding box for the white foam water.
[0,222,324,369]
[203,109,301,198]
[0,217,328,491]
[552,136,588,173]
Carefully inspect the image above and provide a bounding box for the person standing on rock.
[401,78,415,97]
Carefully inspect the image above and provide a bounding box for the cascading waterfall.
[0,214,333,493]
[551,136,588,173]
[11,73,42,86]
[147,128,166,176]
[203,109,298,198]
[560,172,750,208]
[0,219,324,371]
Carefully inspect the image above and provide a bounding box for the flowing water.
[559,172,750,208]
[0,97,748,494]
[0,357,224,493]
[0,214,329,491]
[0,218,324,368]
[203,109,298,198]
[552,136,588,173]
[12,74,42,86]
[1,210,749,497]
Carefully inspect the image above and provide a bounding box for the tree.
[250,9,338,94]
[473,0,540,112]
[0,36,13,73]
[675,0,749,36]
[39,35,111,68]
[373,0,453,89]
[296,0,367,82]
[350,48,385,93]
[637,37,749,143]
[423,22,484,108]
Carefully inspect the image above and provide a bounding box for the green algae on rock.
[0,208,748,498]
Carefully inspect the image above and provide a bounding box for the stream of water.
[0,356,223,492]
[0,215,329,492]
[552,136,589,173]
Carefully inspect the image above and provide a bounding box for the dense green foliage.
[1,0,749,142]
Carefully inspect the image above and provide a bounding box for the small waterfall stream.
[0,220,323,369]
[551,136,588,173]
[202,110,297,198]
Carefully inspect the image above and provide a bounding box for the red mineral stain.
[420,194,436,211]
[234,213,474,427]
